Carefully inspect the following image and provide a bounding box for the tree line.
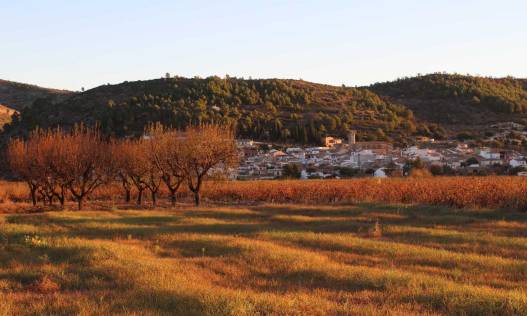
[6,124,238,210]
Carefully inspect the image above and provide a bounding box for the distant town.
[236,123,527,180]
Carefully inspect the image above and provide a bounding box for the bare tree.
[7,138,40,206]
[110,139,133,203]
[8,129,69,208]
[180,125,238,206]
[146,123,185,206]
[56,125,111,210]
[34,129,68,208]
[119,139,150,205]
[141,137,163,206]
[8,123,238,209]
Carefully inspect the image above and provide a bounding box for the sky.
[1,0,526,91]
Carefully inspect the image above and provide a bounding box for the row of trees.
[7,124,238,209]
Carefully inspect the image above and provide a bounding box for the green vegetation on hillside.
[372,73,527,113]
[370,74,527,127]
[3,73,527,144]
[2,77,431,145]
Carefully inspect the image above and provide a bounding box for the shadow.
[122,288,215,316]
[5,203,527,252]
[164,239,243,258]
[6,213,183,227]
[0,237,130,292]
[246,268,389,294]
[182,209,267,221]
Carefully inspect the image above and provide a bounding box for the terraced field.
[1,204,526,315]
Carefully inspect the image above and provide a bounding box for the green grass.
[1,204,527,315]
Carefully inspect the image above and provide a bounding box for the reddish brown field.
[202,177,527,210]
[2,176,527,212]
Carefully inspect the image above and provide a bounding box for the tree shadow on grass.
[0,239,131,294]
[7,214,183,226]
[182,209,268,221]
[6,203,527,246]
[245,268,391,295]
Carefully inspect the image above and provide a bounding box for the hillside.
[370,74,527,128]
[2,74,527,145]
[1,76,434,145]
[0,79,72,111]
[0,79,73,130]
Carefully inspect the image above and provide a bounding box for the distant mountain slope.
[0,79,73,111]
[369,74,527,126]
[2,76,432,145]
[2,74,527,145]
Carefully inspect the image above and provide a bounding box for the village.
[235,129,527,180]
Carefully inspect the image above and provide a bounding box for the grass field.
[1,203,527,315]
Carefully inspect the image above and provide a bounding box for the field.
[3,176,527,212]
[1,202,527,315]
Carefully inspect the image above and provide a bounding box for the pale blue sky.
[1,0,526,91]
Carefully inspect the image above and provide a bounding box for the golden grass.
[1,203,527,315]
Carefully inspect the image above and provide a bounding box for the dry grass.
[0,203,527,315]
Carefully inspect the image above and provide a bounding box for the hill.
[0,79,72,111]
[2,74,527,145]
[1,76,433,145]
[369,73,527,128]
[0,79,73,130]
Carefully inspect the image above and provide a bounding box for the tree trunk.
[151,190,157,206]
[125,189,131,203]
[59,186,65,209]
[41,192,47,206]
[58,195,65,209]
[169,190,177,207]
[194,191,200,206]
[137,189,143,205]
[77,197,83,210]
[170,191,177,206]
[30,187,37,206]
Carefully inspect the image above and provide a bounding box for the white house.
[510,159,527,168]
[479,149,501,160]
[374,168,387,178]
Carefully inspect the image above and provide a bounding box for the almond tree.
[146,123,185,206]
[140,137,163,206]
[120,139,150,205]
[110,139,133,203]
[180,125,238,206]
[7,129,68,208]
[7,138,40,206]
[34,129,68,208]
[56,126,111,210]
